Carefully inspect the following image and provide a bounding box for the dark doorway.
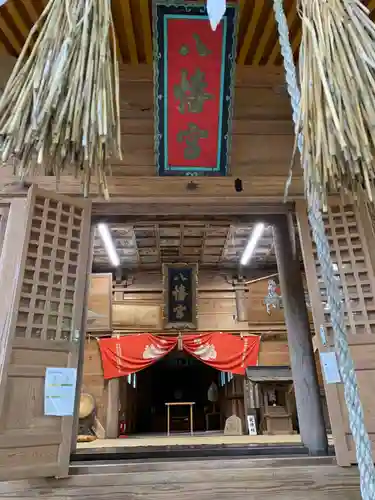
[135,350,219,434]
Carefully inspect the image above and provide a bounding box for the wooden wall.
[112,269,291,366]
[111,270,310,335]
[109,66,294,178]
[259,339,290,366]
[82,338,107,430]
[0,63,302,199]
[248,277,285,324]
[81,270,332,434]
[87,273,112,332]
[220,376,246,426]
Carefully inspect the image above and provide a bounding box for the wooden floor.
[0,456,360,500]
[77,432,336,450]
[77,432,311,449]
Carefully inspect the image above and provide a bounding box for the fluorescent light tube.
[240,223,265,266]
[97,223,120,267]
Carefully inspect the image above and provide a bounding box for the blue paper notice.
[44,367,77,416]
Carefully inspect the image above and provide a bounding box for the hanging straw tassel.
[0,0,121,199]
[294,0,375,209]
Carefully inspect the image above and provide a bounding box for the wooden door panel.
[296,198,375,466]
[0,186,91,481]
[0,205,8,257]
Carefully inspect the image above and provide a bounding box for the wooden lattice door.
[0,204,8,258]
[0,186,91,480]
[296,197,375,466]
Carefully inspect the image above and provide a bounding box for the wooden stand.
[259,383,294,435]
[166,402,195,436]
[205,403,221,431]
[245,366,294,436]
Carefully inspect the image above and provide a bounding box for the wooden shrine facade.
[0,185,375,477]
[0,59,298,199]
[0,27,372,479]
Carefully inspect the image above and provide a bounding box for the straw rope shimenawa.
[273,0,375,498]
[0,0,121,199]
[292,0,375,209]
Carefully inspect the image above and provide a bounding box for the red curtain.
[98,334,177,379]
[182,332,260,375]
[98,333,260,379]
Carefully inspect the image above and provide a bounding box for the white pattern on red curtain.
[142,344,170,359]
[192,343,217,361]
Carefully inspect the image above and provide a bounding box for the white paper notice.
[247,415,257,436]
[320,351,342,385]
[44,367,77,416]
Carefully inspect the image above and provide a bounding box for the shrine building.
[0,0,370,498]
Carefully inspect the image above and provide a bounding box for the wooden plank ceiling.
[92,221,275,270]
[3,0,375,65]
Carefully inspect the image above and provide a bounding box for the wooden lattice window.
[15,196,84,341]
[311,202,375,337]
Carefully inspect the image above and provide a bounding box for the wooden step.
[69,455,337,475]
[0,456,360,500]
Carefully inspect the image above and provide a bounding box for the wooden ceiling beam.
[238,0,246,18]
[118,0,138,65]
[290,1,302,61]
[0,5,23,55]
[139,0,152,65]
[291,28,301,60]
[252,9,275,65]
[21,0,46,46]
[155,223,161,264]
[220,225,234,263]
[238,1,263,65]
[125,225,141,266]
[237,0,245,35]
[179,223,184,258]
[22,0,42,23]
[4,1,29,43]
[3,1,375,65]
[200,224,209,264]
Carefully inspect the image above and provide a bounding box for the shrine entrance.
[128,350,220,435]
[75,203,326,458]
[0,190,324,478]
[0,186,370,480]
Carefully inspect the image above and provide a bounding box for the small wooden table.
[165,402,195,436]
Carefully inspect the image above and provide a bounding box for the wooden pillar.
[106,377,120,438]
[273,215,328,455]
[235,286,247,322]
[71,229,94,453]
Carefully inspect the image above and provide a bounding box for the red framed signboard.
[153,1,238,176]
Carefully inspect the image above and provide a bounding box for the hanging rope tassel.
[273,1,375,498]
[0,0,122,199]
